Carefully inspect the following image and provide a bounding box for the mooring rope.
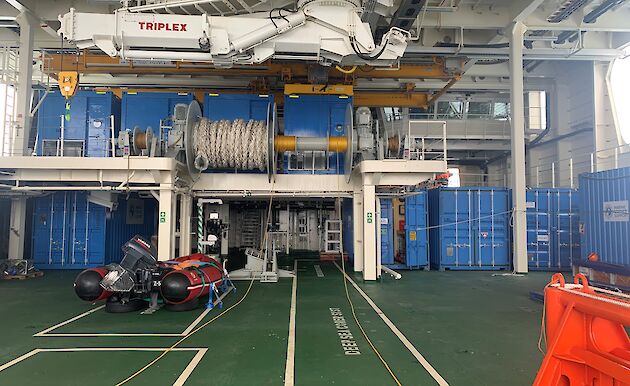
[193,117,267,171]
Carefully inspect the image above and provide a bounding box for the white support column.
[352,191,363,272]
[179,193,192,256]
[362,184,377,280]
[510,21,528,274]
[13,12,36,156]
[7,16,30,258]
[8,198,27,260]
[157,184,176,261]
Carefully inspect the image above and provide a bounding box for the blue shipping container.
[283,94,351,174]
[429,187,511,270]
[526,188,579,271]
[379,193,429,269]
[121,91,194,132]
[36,90,120,157]
[32,192,156,269]
[579,167,630,268]
[204,93,273,121]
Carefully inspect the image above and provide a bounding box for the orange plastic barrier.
[533,273,630,386]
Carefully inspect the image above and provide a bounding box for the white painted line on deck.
[0,347,207,384]
[35,288,233,338]
[33,305,105,336]
[37,333,183,337]
[0,349,42,372]
[174,348,209,386]
[284,259,298,386]
[314,264,324,277]
[333,262,450,386]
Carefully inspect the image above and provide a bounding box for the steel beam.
[44,53,458,80]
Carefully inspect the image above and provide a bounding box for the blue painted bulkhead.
[32,192,157,269]
[283,94,351,174]
[36,90,120,157]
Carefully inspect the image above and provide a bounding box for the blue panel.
[579,167,630,268]
[105,196,157,263]
[121,92,193,132]
[405,191,429,269]
[283,94,351,174]
[204,93,273,121]
[342,198,354,261]
[36,90,118,157]
[380,199,394,265]
[429,187,511,270]
[32,192,157,269]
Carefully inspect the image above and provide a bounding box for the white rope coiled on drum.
[193,117,267,171]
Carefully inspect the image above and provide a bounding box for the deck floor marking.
[0,347,207,384]
[284,260,298,386]
[33,305,105,336]
[334,262,450,386]
[35,290,232,337]
[314,264,324,277]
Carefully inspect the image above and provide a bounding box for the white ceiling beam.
[3,0,58,38]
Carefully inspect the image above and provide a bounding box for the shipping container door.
[527,190,551,269]
[405,192,428,268]
[380,198,394,265]
[475,189,510,268]
[552,190,574,269]
[441,189,473,267]
[86,95,112,157]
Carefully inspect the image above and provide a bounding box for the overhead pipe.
[11,185,181,192]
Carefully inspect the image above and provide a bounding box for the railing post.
[569,158,574,188]
[590,152,595,173]
[614,147,619,169]
[551,162,556,188]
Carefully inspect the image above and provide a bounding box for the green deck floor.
[0,262,552,385]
